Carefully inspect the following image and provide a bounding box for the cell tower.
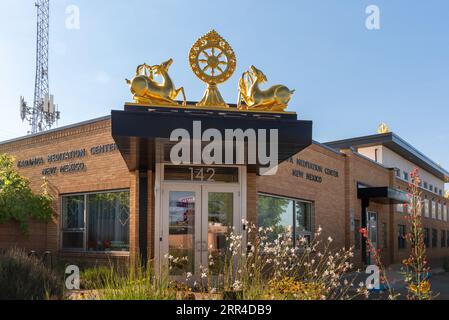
[20,0,60,134]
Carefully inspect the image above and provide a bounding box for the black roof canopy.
[358,186,409,204]
[112,104,313,172]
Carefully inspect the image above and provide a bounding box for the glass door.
[161,185,202,280]
[202,185,240,276]
[161,184,240,280]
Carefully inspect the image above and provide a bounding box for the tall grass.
[98,261,177,300]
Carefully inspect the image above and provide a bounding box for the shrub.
[193,224,368,300]
[0,248,62,300]
[264,277,325,300]
[0,154,54,234]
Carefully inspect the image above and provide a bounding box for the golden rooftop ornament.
[189,30,236,108]
[238,65,295,112]
[126,30,295,113]
[445,190,449,199]
[126,59,186,106]
[377,122,390,134]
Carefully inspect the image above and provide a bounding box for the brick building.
[0,103,448,272]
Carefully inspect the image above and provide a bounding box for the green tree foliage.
[0,154,54,234]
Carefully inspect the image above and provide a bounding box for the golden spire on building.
[377,122,390,134]
[189,30,237,108]
[445,190,449,199]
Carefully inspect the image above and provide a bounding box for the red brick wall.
[394,178,449,263]
[0,118,131,262]
[1,117,448,268]
[341,149,394,266]
[257,143,346,250]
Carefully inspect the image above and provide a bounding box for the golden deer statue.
[237,65,295,112]
[126,58,186,106]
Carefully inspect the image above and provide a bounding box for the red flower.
[359,228,368,238]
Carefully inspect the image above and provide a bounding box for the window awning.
[357,186,408,204]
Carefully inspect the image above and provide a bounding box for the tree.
[0,154,54,234]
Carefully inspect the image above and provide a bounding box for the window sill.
[59,250,130,258]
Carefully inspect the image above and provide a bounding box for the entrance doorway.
[155,164,245,279]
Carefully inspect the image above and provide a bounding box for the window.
[444,205,448,222]
[403,171,409,181]
[61,190,130,251]
[354,219,361,250]
[430,185,433,192]
[423,182,428,189]
[441,230,446,248]
[258,194,313,246]
[437,203,442,220]
[61,195,85,249]
[395,168,401,178]
[424,228,430,248]
[398,224,406,249]
[382,223,388,249]
[424,199,430,218]
[431,200,436,219]
[432,228,438,248]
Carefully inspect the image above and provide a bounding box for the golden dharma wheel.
[189,30,236,85]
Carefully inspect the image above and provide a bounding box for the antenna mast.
[20,0,60,134]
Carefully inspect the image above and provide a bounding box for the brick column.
[129,170,139,266]
[147,170,154,262]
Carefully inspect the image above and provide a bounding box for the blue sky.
[1,0,448,178]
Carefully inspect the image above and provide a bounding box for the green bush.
[0,154,54,234]
[0,248,62,300]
